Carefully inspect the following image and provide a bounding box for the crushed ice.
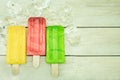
[0,0,80,54]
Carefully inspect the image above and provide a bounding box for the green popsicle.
[46,25,65,64]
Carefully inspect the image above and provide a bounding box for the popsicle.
[27,17,46,68]
[46,25,65,77]
[6,26,26,75]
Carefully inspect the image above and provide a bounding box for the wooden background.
[0,0,120,80]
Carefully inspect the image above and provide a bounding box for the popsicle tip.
[51,64,59,77]
[33,56,40,68]
[47,25,63,27]
[28,17,46,21]
[12,64,19,75]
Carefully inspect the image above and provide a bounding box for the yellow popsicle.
[6,26,26,64]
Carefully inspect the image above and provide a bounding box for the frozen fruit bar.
[46,25,65,63]
[27,17,46,56]
[27,17,46,68]
[6,26,26,64]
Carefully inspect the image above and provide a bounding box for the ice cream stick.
[12,64,19,75]
[51,64,58,77]
[33,55,40,68]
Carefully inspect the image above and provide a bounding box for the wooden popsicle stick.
[33,55,40,68]
[12,64,19,75]
[51,64,59,77]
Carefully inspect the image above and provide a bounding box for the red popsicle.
[27,17,46,67]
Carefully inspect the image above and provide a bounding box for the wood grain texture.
[65,28,120,55]
[50,0,120,27]
[72,0,120,27]
[1,56,120,80]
